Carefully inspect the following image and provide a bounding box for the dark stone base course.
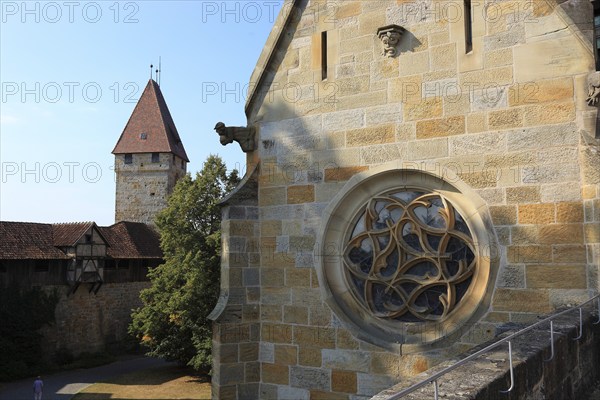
[374,311,600,400]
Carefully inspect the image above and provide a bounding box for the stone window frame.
[316,162,498,350]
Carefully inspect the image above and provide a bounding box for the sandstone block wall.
[40,282,149,357]
[212,1,600,398]
[114,153,186,225]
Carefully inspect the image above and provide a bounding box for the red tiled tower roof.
[112,79,189,161]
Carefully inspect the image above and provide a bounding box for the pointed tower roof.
[112,79,189,161]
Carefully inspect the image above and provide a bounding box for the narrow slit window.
[321,31,328,80]
[464,0,473,53]
[594,1,600,70]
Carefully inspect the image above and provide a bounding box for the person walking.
[32,376,43,400]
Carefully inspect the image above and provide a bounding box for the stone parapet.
[373,305,600,399]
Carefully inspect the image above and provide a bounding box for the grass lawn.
[72,364,211,399]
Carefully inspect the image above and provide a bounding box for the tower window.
[140,133,148,140]
[124,154,133,164]
[152,153,160,163]
[595,1,600,70]
[464,0,473,53]
[181,160,184,169]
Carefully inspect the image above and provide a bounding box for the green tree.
[130,155,239,371]
[0,286,59,381]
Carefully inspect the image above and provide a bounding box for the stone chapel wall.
[212,1,600,398]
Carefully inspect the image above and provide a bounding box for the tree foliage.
[0,286,59,381]
[130,155,239,371]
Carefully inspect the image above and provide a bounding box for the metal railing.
[388,294,600,399]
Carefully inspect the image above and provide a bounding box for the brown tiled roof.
[0,222,70,259]
[52,222,94,246]
[0,221,162,260]
[100,221,163,259]
[112,79,189,161]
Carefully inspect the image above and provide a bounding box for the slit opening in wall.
[594,1,600,70]
[321,31,328,81]
[464,0,473,54]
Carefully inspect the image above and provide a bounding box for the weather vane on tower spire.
[149,58,162,85]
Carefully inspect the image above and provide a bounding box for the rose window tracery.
[318,168,496,347]
[343,190,476,323]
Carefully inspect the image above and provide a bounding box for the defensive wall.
[40,282,149,358]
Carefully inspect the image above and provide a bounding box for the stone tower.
[112,79,189,225]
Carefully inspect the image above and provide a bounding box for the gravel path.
[0,357,171,400]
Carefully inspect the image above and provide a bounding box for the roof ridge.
[149,80,188,161]
[245,0,299,117]
[52,221,94,225]
[1,221,51,225]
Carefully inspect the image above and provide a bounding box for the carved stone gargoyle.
[377,24,405,58]
[585,71,600,139]
[214,122,256,152]
[587,72,600,107]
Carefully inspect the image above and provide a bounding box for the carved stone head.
[214,122,233,145]
[377,24,405,58]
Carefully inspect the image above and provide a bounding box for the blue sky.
[0,0,283,225]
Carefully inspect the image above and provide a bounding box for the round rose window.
[344,190,476,322]
[318,167,496,347]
